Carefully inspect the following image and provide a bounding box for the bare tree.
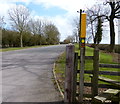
[29,18,43,35]
[0,16,5,29]
[72,29,78,43]
[86,4,107,45]
[0,16,6,46]
[8,5,30,47]
[64,35,75,43]
[28,18,45,45]
[72,17,79,42]
[43,23,60,45]
[104,0,120,52]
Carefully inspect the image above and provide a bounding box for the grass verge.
[54,52,66,94]
[54,44,120,93]
[0,45,49,52]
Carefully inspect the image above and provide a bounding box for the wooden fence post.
[92,47,99,97]
[64,44,75,103]
[79,47,85,103]
[72,52,78,102]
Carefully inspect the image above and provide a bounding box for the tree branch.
[115,1,120,11]
[115,10,120,14]
[115,15,120,19]
[110,2,115,9]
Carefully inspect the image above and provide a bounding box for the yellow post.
[80,13,86,38]
[79,13,86,103]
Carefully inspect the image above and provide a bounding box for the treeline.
[2,22,60,48]
[0,5,60,48]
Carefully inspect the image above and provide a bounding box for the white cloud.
[1,0,118,43]
[32,0,97,13]
[51,15,73,40]
[0,2,17,29]
[32,14,74,41]
[29,0,97,41]
[1,0,95,41]
[0,3,15,16]
[0,0,31,5]
[0,2,31,29]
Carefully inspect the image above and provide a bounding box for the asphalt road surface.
[2,45,66,102]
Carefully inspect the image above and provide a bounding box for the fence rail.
[99,63,120,68]
[84,70,120,76]
[64,44,120,103]
[78,56,94,60]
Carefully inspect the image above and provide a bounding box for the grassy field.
[55,44,120,91]
[0,45,49,52]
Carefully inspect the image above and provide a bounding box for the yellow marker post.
[79,13,86,103]
[80,13,86,48]
[80,13,86,38]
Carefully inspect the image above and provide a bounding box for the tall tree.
[72,29,78,43]
[0,16,5,29]
[105,0,120,52]
[8,5,30,47]
[94,17,103,45]
[72,17,79,43]
[86,4,106,45]
[28,18,45,45]
[0,16,6,46]
[43,23,60,45]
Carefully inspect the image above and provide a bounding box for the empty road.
[2,45,66,102]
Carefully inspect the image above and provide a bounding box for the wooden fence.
[64,44,120,103]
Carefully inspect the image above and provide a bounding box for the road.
[2,45,66,102]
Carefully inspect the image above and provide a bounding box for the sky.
[0,0,119,44]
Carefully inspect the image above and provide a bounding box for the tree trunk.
[109,18,115,52]
[20,32,23,47]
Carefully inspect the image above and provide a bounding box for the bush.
[88,44,120,54]
[115,45,120,53]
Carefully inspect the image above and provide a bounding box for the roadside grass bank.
[54,52,66,94]
[54,44,120,94]
[89,44,120,54]
[0,45,50,52]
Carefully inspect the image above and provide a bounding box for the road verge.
[52,57,64,99]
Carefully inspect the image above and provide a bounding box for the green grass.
[0,45,49,52]
[55,43,120,88]
[76,44,119,81]
[55,52,66,91]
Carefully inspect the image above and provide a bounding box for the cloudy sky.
[0,0,119,44]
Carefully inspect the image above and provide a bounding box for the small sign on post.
[80,13,86,48]
[81,13,86,38]
[79,13,86,103]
